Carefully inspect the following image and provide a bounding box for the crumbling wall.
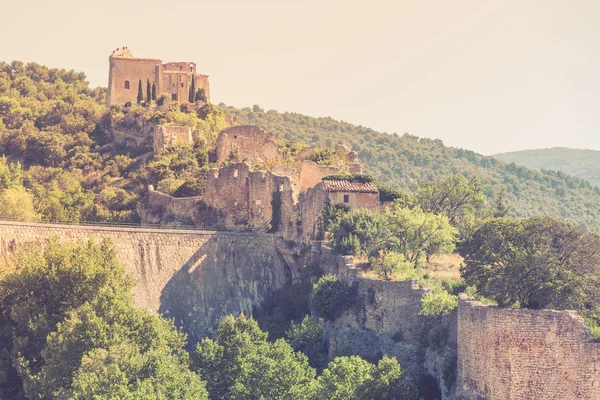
[136,187,221,227]
[215,126,280,166]
[298,160,341,192]
[154,125,193,153]
[0,220,289,341]
[456,295,600,400]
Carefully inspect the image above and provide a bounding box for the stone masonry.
[456,295,600,400]
[0,220,289,341]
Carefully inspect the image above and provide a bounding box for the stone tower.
[106,47,210,107]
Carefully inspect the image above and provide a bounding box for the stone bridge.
[0,220,291,341]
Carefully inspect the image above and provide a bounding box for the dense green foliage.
[286,316,328,370]
[331,204,457,266]
[219,104,600,232]
[0,238,206,399]
[494,147,600,187]
[461,216,600,315]
[312,275,358,320]
[0,61,227,223]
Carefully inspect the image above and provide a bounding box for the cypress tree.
[146,79,151,103]
[151,83,156,101]
[137,80,143,104]
[189,75,196,103]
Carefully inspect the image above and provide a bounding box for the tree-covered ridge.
[0,61,227,223]
[219,104,600,232]
[494,147,600,187]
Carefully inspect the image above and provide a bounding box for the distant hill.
[219,104,600,232]
[494,148,600,187]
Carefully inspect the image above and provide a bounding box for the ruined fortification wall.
[457,295,600,400]
[298,160,341,192]
[153,125,193,153]
[215,126,280,166]
[0,221,289,341]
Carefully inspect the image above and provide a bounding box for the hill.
[218,104,600,232]
[494,148,600,187]
[0,60,599,232]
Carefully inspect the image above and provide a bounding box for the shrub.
[312,275,357,320]
[156,93,170,106]
[419,290,458,316]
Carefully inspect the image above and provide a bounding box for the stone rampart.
[0,220,289,341]
[457,295,600,400]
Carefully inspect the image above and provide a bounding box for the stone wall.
[456,295,600,400]
[215,126,280,166]
[0,220,290,341]
[153,125,193,153]
[298,160,341,192]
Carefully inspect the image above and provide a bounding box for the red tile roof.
[321,180,379,193]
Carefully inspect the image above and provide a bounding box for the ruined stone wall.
[0,220,289,341]
[298,160,341,192]
[215,126,280,166]
[136,188,221,227]
[457,295,600,400]
[153,125,193,153]
[299,183,327,242]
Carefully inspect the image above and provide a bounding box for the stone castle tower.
[106,47,210,107]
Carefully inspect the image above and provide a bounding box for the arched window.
[124,80,130,89]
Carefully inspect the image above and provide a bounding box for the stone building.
[106,47,210,106]
[321,179,379,208]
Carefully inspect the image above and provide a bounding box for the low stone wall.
[456,295,600,400]
[0,220,289,341]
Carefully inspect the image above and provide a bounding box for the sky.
[1,0,599,155]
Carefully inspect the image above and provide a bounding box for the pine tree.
[189,75,196,103]
[137,80,143,104]
[146,79,151,103]
[151,83,156,101]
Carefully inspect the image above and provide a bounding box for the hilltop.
[219,104,600,231]
[494,147,600,187]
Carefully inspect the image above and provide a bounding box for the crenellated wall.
[456,295,600,400]
[0,220,290,341]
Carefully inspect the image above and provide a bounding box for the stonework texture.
[456,295,600,400]
[0,220,289,341]
[107,47,210,106]
[215,125,280,166]
[153,125,193,154]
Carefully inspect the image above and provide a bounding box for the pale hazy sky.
[1,0,599,155]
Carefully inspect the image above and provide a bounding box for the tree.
[0,186,40,221]
[192,314,316,400]
[315,356,418,400]
[151,82,156,101]
[415,174,487,240]
[460,216,600,313]
[137,80,143,103]
[372,251,412,281]
[286,316,327,370]
[312,275,357,320]
[146,79,151,103]
[189,75,196,103]
[0,238,133,398]
[195,88,207,103]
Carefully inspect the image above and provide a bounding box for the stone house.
[321,179,379,208]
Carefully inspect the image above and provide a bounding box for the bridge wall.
[0,221,288,341]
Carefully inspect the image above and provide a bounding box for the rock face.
[456,295,600,400]
[0,220,290,341]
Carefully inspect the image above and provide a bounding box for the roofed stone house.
[321,179,379,208]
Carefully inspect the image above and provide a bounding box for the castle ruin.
[106,47,210,107]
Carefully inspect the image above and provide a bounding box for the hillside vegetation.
[219,104,600,232]
[494,147,600,187]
